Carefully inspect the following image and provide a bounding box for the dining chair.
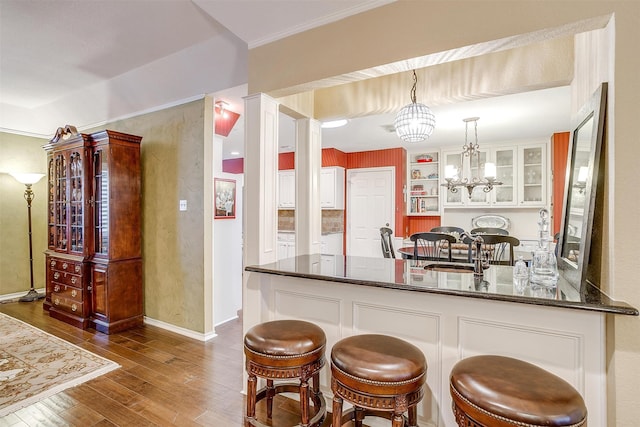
[379,227,395,259]
[462,233,520,265]
[409,232,457,261]
[470,227,509,236]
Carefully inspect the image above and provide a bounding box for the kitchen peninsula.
[243,255,637,427]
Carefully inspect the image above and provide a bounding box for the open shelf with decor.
[408,151,440,215]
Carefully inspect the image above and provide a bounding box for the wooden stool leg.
[333,395,343,427]
[354,406,365,427]
[408,405,418,427]
[266,379,275,419]
[246,373,257,423]
[392,412,404,427]
[300,378,310,426]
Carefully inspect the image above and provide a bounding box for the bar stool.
[450,355,587,427]
[244,320,327,427]
[331,334,427,427]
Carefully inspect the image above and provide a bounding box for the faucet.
[461,232,488,277]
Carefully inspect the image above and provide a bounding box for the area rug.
[0,312,119,416]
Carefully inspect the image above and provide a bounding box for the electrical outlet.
[179,200,187,211]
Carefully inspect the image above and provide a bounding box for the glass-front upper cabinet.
[442,151,463,206]
[48,150,86,253]
[518,144,547,206]
[491,147,517,206]
[93,147,109,256]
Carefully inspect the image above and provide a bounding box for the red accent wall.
[322,148,348,168]
[222,158,244,174]
[346,148,407,237]
[406,216,441,237]
[551,132,570,236]
[279,152,295,170]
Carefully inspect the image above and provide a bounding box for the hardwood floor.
[0,301,331,427]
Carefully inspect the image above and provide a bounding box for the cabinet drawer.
[49,258,82,274]
[52,284,83,303]
[51,295,84,316]
[51,270,82,287]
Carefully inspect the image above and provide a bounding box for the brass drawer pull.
[54,298,60,305]
[71,289,77,298]
[71,304,77,312]
[75,265,81,273]
[71,277,77,284]
[50,260,56,267]
[62,262,68,270]
[54,285,60,292]
[54,272,60,280]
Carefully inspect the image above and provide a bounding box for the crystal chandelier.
[394,70,435,143]
[441,117,502,197]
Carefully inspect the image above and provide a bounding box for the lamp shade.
[10,173,45,185]
[394,102,436,143]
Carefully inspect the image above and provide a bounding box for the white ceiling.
[0,0,571,158]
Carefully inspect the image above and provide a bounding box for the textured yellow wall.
[248,2,640,425]
[87,99,207,333]
[0,132,48,296]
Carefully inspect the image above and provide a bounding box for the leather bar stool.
[331,334,427,427]
[244,320,327,427]
[450,355,587,427]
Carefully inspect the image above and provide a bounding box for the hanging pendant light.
[394,70,435,143]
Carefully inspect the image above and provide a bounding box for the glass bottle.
[530,209,559,288]
[513,255,528,293]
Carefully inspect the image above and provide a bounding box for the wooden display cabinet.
[43,125,143,334]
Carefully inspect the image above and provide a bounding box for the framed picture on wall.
[214,178,236,219]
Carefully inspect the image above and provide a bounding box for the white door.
[347,167,395,257]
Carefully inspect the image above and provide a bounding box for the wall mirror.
[558,82,607,289]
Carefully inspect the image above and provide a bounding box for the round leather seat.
[331,334,427,427]
[244,319,326,366]
[450,355,587,427]
[244,320,327,427]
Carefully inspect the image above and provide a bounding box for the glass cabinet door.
[442,151,463,205]
[519,145,546,206]
[93,148,109,255]
[492,147,517,206]
[466,150,490,205]
[47,157,55,248]
[69,151,84,253]
[54,153,68,251]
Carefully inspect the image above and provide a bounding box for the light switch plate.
[179,200,187,211]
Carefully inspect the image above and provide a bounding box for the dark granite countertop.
[245,254,638,316]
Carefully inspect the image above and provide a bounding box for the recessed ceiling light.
[321,119,348,129]
[230,151,240,156]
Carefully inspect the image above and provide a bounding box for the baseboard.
[143,316,218,342]
[0,288,46,303]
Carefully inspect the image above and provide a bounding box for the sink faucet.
[461,232,488,277]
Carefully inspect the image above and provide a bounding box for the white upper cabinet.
[278,170,295,208]
[442,142,547,208]
[518,143,547,207]
[320,167,345,209]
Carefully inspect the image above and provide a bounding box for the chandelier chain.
[410,70,418,104]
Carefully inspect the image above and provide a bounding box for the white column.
[295,118,322,256]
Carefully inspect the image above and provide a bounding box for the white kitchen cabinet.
[407,151,441,215]
[321,232,343,255]
[518,143,547,207]
[278,170,295,209]
[277,232,296,260]
[320,167,345,209]
[442,142,546,208]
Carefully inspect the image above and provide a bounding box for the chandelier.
[394,70,435,143]
[441,117,502,197]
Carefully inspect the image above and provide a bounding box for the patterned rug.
[0,312,119,417]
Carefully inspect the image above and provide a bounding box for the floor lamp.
[10,173,46,302]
